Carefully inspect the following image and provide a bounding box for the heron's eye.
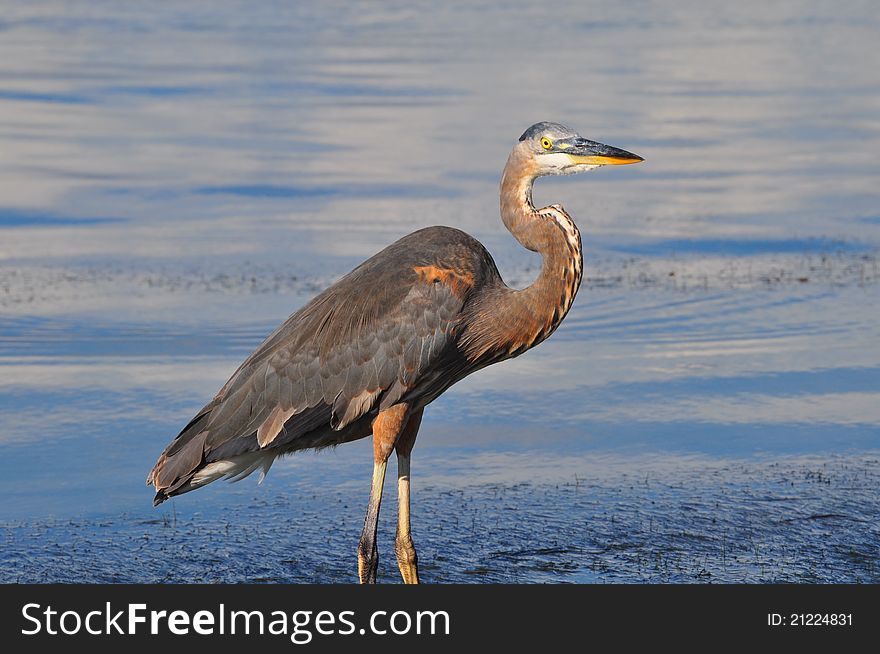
[541,137,553,150]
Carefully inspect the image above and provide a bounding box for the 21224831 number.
[768,613,852,626]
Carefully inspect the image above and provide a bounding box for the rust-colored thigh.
[372,403,410,463]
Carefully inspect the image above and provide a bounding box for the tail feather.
[149,429,209,495]
[149,398,344,506]
[149,425,278,505]
[148,399,221,504]
[152,450,276,506]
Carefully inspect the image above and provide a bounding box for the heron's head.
[517,121,643,176]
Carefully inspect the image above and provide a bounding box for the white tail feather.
[190,451,277,489]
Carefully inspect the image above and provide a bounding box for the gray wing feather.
[149,226,489,498]
[152,275,464,490]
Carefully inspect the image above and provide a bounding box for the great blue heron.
[148,122,642,583]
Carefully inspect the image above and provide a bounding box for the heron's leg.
[357,458,387,584]
[394,407,423,584]
[358,403,410,584]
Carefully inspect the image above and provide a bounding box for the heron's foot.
[395,531,420,584]
[357,540,379,584]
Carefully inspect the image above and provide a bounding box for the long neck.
[463,149,584,363]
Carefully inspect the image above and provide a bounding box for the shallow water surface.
[0,1,878,583]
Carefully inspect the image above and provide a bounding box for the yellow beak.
[566,153,643,166]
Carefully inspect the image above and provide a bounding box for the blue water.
[0,0,878,583]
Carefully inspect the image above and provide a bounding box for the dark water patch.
[275,80,463,99]
[0,208,123,227]
[0,89,91,105]
[197,182,458,200]
[1,85,216,106]
[0,213,125,227]
[560,288,846,343]
[2,252,876,317]
[666,87,808,98]
[494,251,880,292]
[90,79,439,105]
[612,238,868,257]
[0,387,222,517]
[431,403,880,456]
[0,15,153,35]
[629,365,880,398]
[0,315,271,359]
[1,455,876,583]
[454,365,880,416]
[578,19,670,32]
[0,264,329,311]
[100,84,208,98]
